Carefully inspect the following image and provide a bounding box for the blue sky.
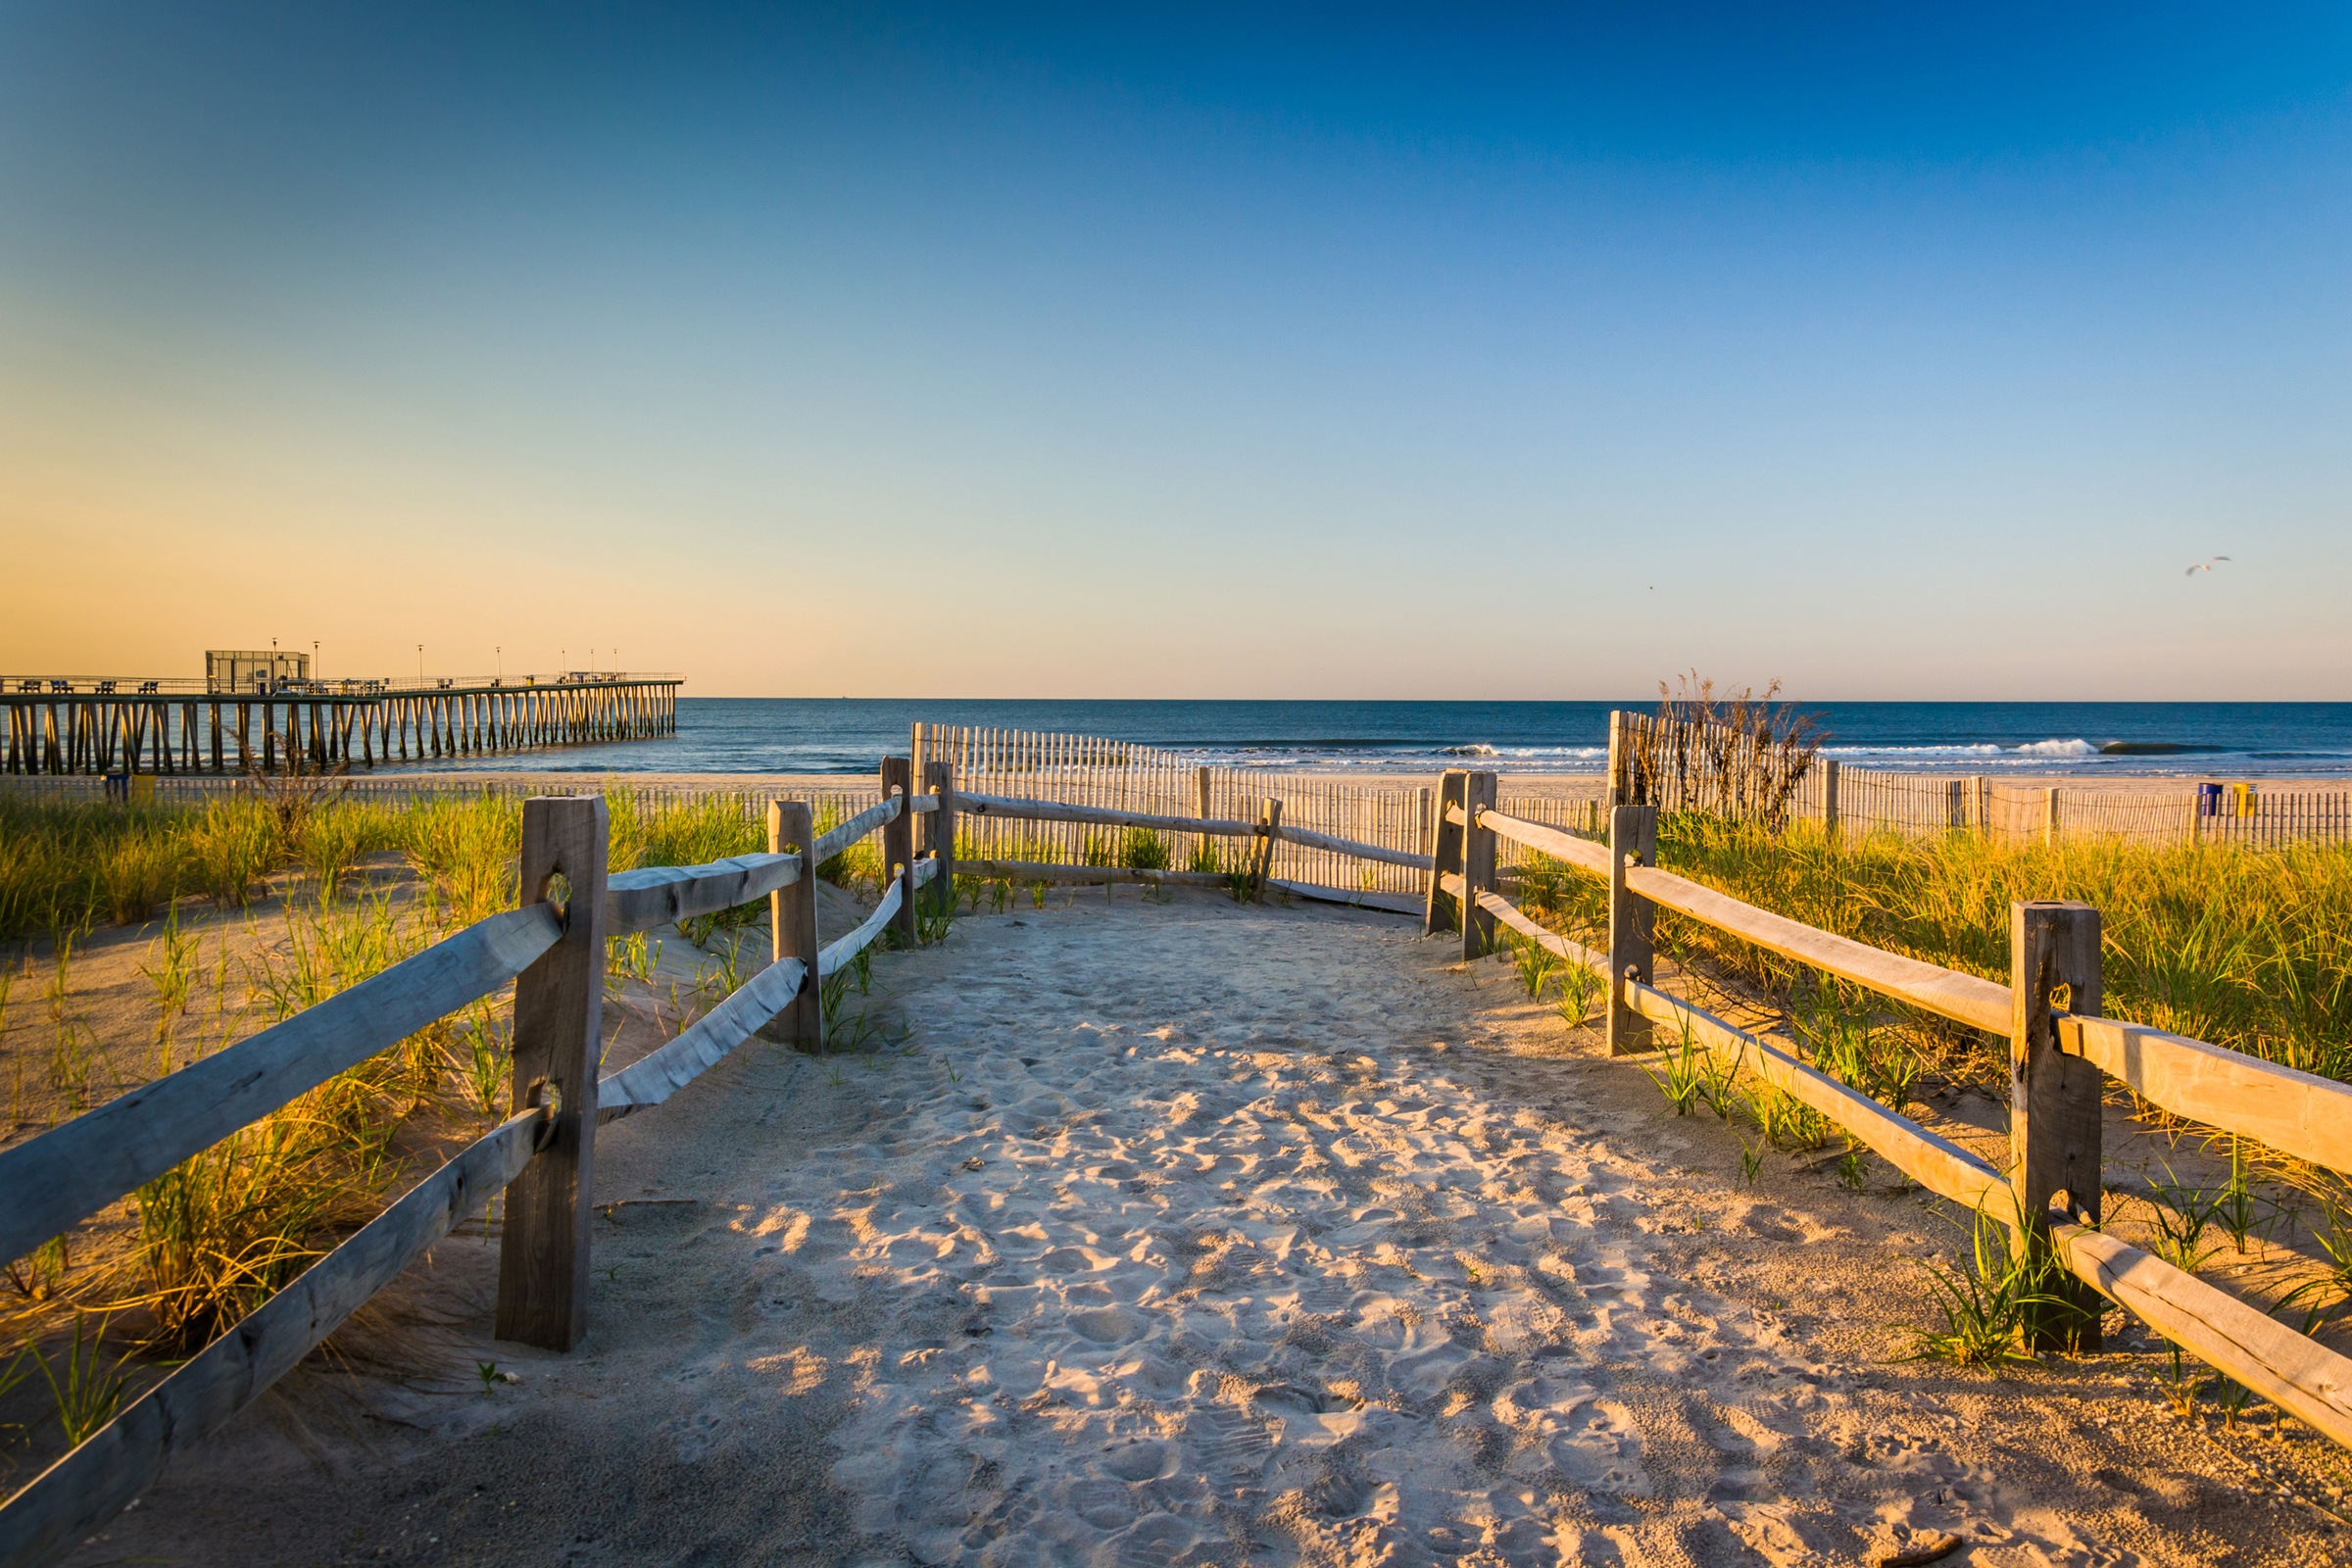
[3,5,2347,698]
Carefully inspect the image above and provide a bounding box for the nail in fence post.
[1461,769,1498,959]
[1606,805,1658,1056]
[881,755,914,945]
[2010,899,2104,1351]
[1423,768,1468,936]
[923,759,956,911]
[496,794,609,1351]
[766,800,821,1049]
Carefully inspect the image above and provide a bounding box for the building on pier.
[2,664,682,775]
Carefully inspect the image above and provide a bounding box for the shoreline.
[8,767,2350,806]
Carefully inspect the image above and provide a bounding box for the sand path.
[75,893,2349,1566]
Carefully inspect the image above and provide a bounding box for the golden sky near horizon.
[5,9,2345,701]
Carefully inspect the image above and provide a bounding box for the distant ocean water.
[384,699,2352,779]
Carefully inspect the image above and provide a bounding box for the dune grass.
[1511,814,2352,1088]
[0,781,861,1410]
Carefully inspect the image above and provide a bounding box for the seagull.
[2185,556,2231,576]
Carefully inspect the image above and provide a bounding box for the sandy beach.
[56,888,2350,1567]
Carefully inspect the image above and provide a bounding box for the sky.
[3,4,2348,701]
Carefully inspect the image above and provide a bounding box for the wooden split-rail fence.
[1425,764,2352,1451]
[0,760,933,1567]
[0,673,680,776]
[10,724,2352,1560]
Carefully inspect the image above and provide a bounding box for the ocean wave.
[1435,744,1606,760]
[1824,739,2085,759]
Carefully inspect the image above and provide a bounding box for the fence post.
[879,756,915,944]
[1820,759,1840,845]
[1197,764,1213,823]
[1607,805,1658,1056]
[1606,710,1626,809]
[765,800,822,1049]
[1423,768,1468,935]
[923,760,957,905]
[1461,770,1498,959]
[2010,899,2104,1351]
[495,795,609,1352]
[1248,797,1283,902]
[2043,787,2060,847]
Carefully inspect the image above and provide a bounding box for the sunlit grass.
[1509,815,2352,1085]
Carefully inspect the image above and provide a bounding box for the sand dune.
[76,891,2347,1566]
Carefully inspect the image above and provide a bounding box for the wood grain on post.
[880,756,915,946]
[767,801,822,1049]
[1424,769,1468,935]
[496,795,609,1352]
[1607,805,1658,1056]
[2012,899,2105,1350]
[1606,710,1626,809]
[1461,771,1498,959]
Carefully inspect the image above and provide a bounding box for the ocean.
[384,699,2352,779]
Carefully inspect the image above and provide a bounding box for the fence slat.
[598,957,808,1120]
[1622,862,2013,1036]
[605,852,801,935]
[0,903,561,1268]
[2064,1015,2352,1175]
[811,794,903,863]
[0,1106,546,1568]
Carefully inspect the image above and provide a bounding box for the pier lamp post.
[417,644,424,682]
[496,646,503,679]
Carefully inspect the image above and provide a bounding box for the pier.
[1,671,681,774]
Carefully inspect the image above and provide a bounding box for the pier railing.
[1,673,682,776]
[0,759,928,1567]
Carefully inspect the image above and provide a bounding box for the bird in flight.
[2184,556,2231,576]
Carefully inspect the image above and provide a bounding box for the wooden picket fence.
[14,723,2352,1562]
[1610,710,2352,849]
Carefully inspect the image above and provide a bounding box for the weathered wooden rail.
[13,715,2352,1561]
[0,759,928,1566]
[1422,764,2352,1447]
[0,672,680,775]
[902,753,2352,1448]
